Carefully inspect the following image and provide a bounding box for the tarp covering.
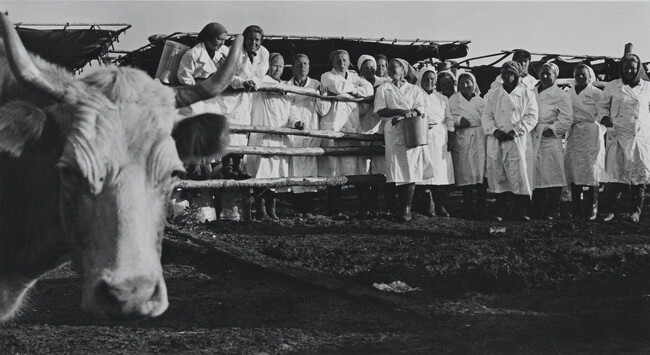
[16,25,130,72]
[115,33,470,81]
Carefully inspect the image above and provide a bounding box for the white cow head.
[0,13,240,320]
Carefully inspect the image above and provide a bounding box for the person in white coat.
[247,53,292,221]
[564,64,604,220]
[375,58,432,222]
[319,49,374,220]
[418,67,455,217]
[597,54,650,223]
[449,72,487,218]
[285,54,327,217]
[530,62,573,220]
[481,61,539,221]
[437,71,457,99]
[177,22,230,86]
[490,50,538,91]
[357,54,391,217]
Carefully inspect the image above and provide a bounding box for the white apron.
[564,85,605,186]
[531,84,573,188]
[597,79,650,185]
[419,90,454,185]
[449,92,486,186]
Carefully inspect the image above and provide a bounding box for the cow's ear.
[0,101,49,157]
[172,113,229,162]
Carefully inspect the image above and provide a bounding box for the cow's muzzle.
[89,272,168,318]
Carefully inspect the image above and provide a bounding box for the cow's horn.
[0,12,66,101]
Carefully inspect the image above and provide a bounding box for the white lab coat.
[564,85,605,186]
[318,69,374,177]
[176,42,230,86]
[374,82,433,185]
[285,77,325,193]
[419,90,455,185]
[596,79,650,184]
[358,76,389,175]
[531,84,573,188]
[247,76,292,190]
[449,92,486,186]
[481,84,539,195]
[230,46,270,89]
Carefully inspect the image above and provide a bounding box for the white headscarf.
[416,66,437,86]
[457,72,481,96]
[357,55,376,72]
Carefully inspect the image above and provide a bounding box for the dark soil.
[2,188,649,354]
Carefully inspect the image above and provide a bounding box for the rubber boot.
[461,186,474,218]
[327,186,348,221]
[600,183,623,222]
[356,184,371,219]
[493,192,507,222]
[512,194,531,221]
[544,187,562,220]
[254,188,270,221]
[422,188,436,217]
[368,184,381,217]
[265,192,279,221]
[628,184,646,223]
[584,186,599,221]
[432,185,450,217]
[571,184,583,219]
[384,183,397,218]
[530,189,545,219]
[397,183,415,222]
[476,183,488,219]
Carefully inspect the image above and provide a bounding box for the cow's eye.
[56,163,84,188]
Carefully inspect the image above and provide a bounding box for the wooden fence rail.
[229,124,384,141]
[226,145,384,156]
[178,174,385,189]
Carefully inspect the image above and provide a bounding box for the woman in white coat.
[530,62,573,220]
[247,53,292,220]
[285,53,327,217]
[418,67,455,217]
[564,64,604,220]
[481,61,539,221]
[319,49,374,220]
[374,58,432,222]
[597,54,650,223]
[177,22,230,86]
[449,72,487,218]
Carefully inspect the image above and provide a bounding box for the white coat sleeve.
[373,85,387,114]
[549,91,573,136]
[354,76,374,96]
[322,73,357,95]
[515,91,539,136]
[177,51,197,86]
[596,85,613,120]
[481,92,498,135]
[443,99,455,132]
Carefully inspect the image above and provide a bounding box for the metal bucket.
[400,115,428,148]
[155,40,189,85]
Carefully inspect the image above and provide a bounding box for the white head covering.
[357,55,376,72]
[416,66,437,86]
[541,62,560,78]
[457,72,481,96]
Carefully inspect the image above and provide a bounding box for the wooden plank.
[226,145,384,156]
[229,124,384,141]
[177,174,386,189]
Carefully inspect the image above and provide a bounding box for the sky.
[3,1,650,66]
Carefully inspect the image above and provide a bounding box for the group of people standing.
[177,22,649,223]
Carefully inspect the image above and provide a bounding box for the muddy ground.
[1,188,649,354]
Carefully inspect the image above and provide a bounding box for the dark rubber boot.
[327,186,349,221]
[584,186,599,221]
[629,184,646,223]
[493,193,507,222]
[356,184,371,219]
[432,186,450,217]
[545,187,562,220]
[254,189,270,221]
[513,194,531,221]
[571,184,583,219]
[476,183,488,219]
[600,183,623,222]
[530,189,545,219]
[397,183,415,222]
[265,192,279,221]
[461,186,474,217]
[384,183,397,217]
[422,188,436,217]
